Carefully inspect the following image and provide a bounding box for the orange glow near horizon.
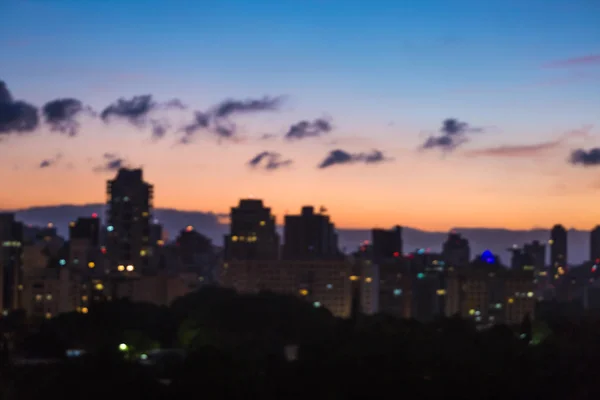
[1,124,600,231]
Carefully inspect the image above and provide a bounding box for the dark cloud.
[180,96,284,144]
[39,153,62,169]
[285,118,332,140]
[213,96,283,119]
[570,148,600,166]
[0,80,39,134]
[248,151,293,170]
[318,149,389,169]
[421,118,482,152]
[100,94,184,138]
[42,98,95,136]
[94,152,128,172]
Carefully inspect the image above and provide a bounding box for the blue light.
[107,226,114,232]
[313,301,321,308]
[393,288,402,296]
[59,259,66,266]
[417,272,425,279]
[481,250,495,264]
[417,248,425,255]
[326,284,333,289]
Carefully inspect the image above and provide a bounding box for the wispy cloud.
[247,151,293,170]
[39,153,62,169]
[93,153,129,172]
[464,125,593,159]
[543,54,600,68]
[420,118,483,153]
[285,118,332,140]
[318,149,390,169]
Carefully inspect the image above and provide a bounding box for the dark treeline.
[1,287,600,399]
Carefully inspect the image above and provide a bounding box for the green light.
[118,343,128,351]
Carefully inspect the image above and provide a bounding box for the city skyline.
[2,0,600,231]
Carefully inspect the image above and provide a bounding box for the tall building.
[523,240,545,271]
[550,224,567,280]
[442,231,470,267]
[283,206,339,260]
[106,168,153,274]
[224,199,279,261]
[371,226,403,263]
[69,215,101,274]
[590,226,600,263]
[0,213,24,312]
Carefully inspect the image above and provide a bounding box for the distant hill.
[1,204,591,265]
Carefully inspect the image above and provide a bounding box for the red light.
[101,247,106,254]
[596,258,600,264]
[407,254,414,259]
[360,246,366,252]
[92,213,98,218]
[393,252,400,257]
[593,265,597,272]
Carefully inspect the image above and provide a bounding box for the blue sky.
[1,0,600,231]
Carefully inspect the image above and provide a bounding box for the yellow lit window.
[508,297,515,304]
[46,294,53,300]
[436,289,446,296]
[82,295,88,301]
[88,261,95,268]
[118,265,125,271]
[259,221,266,226]
[35,294,42,301]
[140,249,147,256]
[349,275,359,281]
[231,236,238,242]
[299,289,309,296]
[45,312,52,319]
[365,277,373,283]
[81,307,89,314]
[95,283,104,291]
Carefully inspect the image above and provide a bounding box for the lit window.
[69,222,75,227]
[365,277,373,283]
[436,289,446,296]
[82,295,88,302]
[508,297,515,304]
[231,236,238,242]
[95,283,104,291]
[81,307,89,314]
[157,240,164,246]
[45,312,52,319]
[349,275,359,281]
[17,284,23,291]
[118,265,125,271]
[186,225,193,232]
[393,288,402,296]
[526,292,534,298]
[326,284,333,289]
[140,250,147,256]
[35,294,42,301]
[46,294,52,300]
[107,225,114,232]
[126,265,134,272]
[469,309,475,315]
[259,221,266,226]
[59,259,66,266]
[313,301,321,308]
[299,289,309,296]
[142,212,149,217]
[88,261,95,268]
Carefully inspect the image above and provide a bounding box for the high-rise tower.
[106,168,153,273]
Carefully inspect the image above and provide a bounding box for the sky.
[1,0,600,232]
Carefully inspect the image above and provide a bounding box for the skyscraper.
[550,224,567,280]
[523,240,545,271]
[371,226,403,263]
[442,231,470,267]
[283,206,339,260]
[590,226,600,263]
[106,168,153,273]
[224,199,279,261]
[0,213,24,312]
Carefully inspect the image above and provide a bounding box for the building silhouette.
[69,216,101,274]
[590,225,600,263]
[0,213,24,312]
[371,226,403,263]
[224,199,279,261]
[105,168,153,273]
[523,240,545,271]
[550,224,567,280]
[442,231,470,267]
[283,206,339,260]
